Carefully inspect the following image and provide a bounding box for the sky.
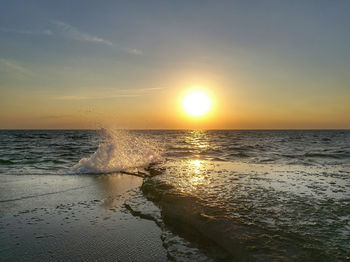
[1,0,349,129]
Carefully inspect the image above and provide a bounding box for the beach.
[0,173,168,261]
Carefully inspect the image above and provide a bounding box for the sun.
[182,90,212,117]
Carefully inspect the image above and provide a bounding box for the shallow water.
[0,129,349,261]
[0,173,168,261]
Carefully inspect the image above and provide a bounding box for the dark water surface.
[0,130,349,261]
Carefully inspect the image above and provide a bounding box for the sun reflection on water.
[185,130,210,151]
[182,131,212,189]
[188,159,206,188]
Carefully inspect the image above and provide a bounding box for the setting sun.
[182,90,212,117]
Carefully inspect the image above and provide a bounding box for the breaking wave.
[72,129,164,174]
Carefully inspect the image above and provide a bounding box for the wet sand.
[0,173,168,261]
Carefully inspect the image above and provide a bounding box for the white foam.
[72,129,163,174]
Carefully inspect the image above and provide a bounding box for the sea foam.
[72,129,163,174]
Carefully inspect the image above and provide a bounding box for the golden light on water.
[182,90,212,117]
[189,160,205,186]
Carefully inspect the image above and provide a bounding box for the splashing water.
[73,129,164,174]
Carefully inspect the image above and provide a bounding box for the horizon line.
[1,128,349,131]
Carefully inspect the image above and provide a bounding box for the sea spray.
[72,129,164,174]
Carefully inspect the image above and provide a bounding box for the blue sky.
[1,0,349,128]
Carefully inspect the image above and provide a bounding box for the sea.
[0,129,349,261]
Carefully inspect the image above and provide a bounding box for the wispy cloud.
[38,114,73,120]
[126,48,143,55]
[55,94,140,100]
[51,20,113,46]
[51,20,142,55]
[55,87,163,100]
[118,87,163,93]
[1,21,142,55]
[0,58,34,77]
[0,28,53,36]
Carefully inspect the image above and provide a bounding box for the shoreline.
[0,173,168,261]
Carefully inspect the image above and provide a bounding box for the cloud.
[118,87,163,93]
[51,20,142,55]
[1,21,142,55]
[126,48,143,55]
[0,58,34,77]
[51,20,113,46]
[0,28,53,36]
[38,114,72,119]
[54,87,163,100]
[55,94,140,100]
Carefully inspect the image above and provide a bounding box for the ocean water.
[0,129,349,261]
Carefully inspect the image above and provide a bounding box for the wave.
[227,152,250,158]
[72,129,164,174]
[0,159,15,165]
[280,152,349,159]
